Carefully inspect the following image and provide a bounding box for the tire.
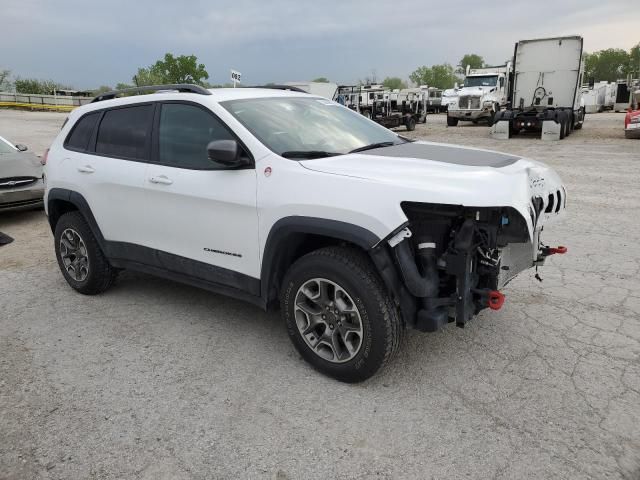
[558,112,566,139]
[574,108,585,129]
[447,115,458,127]
[568,113,575,133]
[54,211,117,295]
[486,105,498,127]
[280,246,403,383]
[405,117,416,131]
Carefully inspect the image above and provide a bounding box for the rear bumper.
[625,125,640,138]
[0,180,44,212]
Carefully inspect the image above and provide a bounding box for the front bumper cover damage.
[378,202,566,333]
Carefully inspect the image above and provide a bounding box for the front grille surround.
[0,176,38,189]
[458,95,481,109]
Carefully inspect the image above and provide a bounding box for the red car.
[625,96,640,139]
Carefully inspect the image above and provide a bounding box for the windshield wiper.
[348,141,397,154]
[281,150,341,159]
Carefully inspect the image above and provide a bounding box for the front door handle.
[149,175,173,185]
[77,165,95,174]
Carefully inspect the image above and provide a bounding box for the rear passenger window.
[66,112,100,151]
[96,105,153,160]
[158,103,235,169]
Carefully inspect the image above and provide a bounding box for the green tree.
[0,69,12,91]
[409,63,460,89]
[629,43,640,77]
[584,48,631,82]
[14,77,69,94]
[134,53,209,86]
[312,77,330,83]
[458,53,485,73]
[382,77,407,90]
[132,67,164,86]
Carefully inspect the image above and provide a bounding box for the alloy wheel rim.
[59,228,89,282]
[294,278,364,363]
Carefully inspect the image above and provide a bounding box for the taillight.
[41,148,49,165]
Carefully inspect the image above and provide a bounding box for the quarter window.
[66,112,100,151]
[96,105,153,160]
[158,103,235,169]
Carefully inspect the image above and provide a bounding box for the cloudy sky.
[2,0,638,89]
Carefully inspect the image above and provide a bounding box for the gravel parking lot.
[1,109,639,480]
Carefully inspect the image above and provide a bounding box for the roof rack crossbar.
[91,84,212,103]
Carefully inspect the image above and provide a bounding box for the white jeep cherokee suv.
[44,84,567,382]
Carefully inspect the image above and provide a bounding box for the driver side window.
[158,103,237,169]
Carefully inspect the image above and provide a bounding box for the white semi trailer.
[492,35,586,141]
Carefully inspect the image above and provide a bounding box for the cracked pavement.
[1,110,639,479]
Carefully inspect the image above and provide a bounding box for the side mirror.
[207,139,246,167]
[15,144,28,152]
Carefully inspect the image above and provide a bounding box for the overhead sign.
[231,70,242,85]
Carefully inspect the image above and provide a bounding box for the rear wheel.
[281,246,403,383]
[447,115,458,127]
[574,108,585,129]
[54,211,117,295]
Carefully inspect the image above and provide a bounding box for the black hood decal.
[361,142,519,168]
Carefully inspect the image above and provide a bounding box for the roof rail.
[91,84,212,103]
[249,85,308,93]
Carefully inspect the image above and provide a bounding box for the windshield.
[0,137,16,154]
[221,97,403,157]
[464,75,498,87]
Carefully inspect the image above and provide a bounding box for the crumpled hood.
[299,140,565,236]
[0,152,43,178]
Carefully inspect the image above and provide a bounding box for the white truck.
[582,81,614,113]
[492,36,586,141]
[446,64,512,126]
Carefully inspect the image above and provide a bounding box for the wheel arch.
[47,188,106,249]
[261,217,391,306]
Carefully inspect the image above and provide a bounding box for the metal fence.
[0,91,92,111]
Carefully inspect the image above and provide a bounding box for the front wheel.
[281,246,403,383]
[447,115,458,127]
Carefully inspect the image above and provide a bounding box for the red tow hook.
[541,245,568,256]
[488,290,506,311]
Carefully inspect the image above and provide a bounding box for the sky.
[1,0,639,89]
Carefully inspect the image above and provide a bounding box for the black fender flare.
[47,188,107,250]
[260,216,415,323]
[261,217,382,299]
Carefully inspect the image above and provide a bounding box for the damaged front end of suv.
[371,195,566,333]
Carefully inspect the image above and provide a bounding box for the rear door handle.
[149,175,173,185]
[77,165,95,174]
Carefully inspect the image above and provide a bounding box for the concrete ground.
[1,109,639,480]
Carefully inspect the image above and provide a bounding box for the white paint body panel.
[46,88,566,284]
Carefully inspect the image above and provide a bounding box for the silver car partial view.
[0,135,44,212]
